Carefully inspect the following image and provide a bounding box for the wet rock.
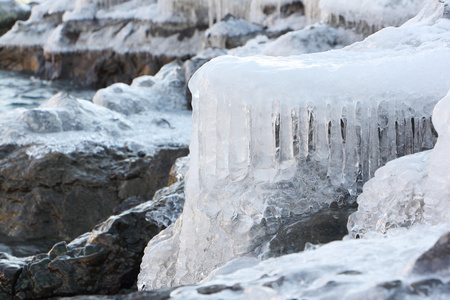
[2,181,185,299]
[0,143,188,242]
[268,208,355,257]
[412,231,450,276]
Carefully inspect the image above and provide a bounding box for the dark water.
[0,69,97,114]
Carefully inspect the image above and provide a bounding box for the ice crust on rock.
[0,92,191,158]
[168,223,450,299]
[93,61,188,115]
[138,0,450,290]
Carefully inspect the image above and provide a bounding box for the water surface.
[0,69,96,114]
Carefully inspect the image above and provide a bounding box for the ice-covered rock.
[0,0,29,36]
[262,24,359,56]
[166,224,450,299]
[204,14,264,49]
[0,92,191,157]
[138,0,450,289]
[0,88,190,242]
[93,61,188,115]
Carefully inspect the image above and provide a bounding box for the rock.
[0,253,30,299]
[267,207,355,257]
[0,0,30,36]
[1,181,185,299]
[204,14,264,49]
[412,231,450,276]
[0,143,188,242]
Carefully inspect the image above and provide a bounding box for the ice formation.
[138,0,450,290]
[168,223,450,299]
[348,90,450,237]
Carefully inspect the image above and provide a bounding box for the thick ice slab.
[138,0,450,290]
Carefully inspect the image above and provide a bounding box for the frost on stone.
[138,1,450,290]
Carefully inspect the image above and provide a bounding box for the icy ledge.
[138,0,450,290]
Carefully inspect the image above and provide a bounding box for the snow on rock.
[93,61,188,115]
[0,92,191,158]
[138,0,450,290]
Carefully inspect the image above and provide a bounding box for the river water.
[0,69,96,115]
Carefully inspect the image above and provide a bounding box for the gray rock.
[267,207,355,257]
[412,231,450,276]
[0,143,188,242]
[1,181,185,299]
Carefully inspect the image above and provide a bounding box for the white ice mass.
[138,0,450,292]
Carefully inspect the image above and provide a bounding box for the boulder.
[0,143,188,242]
[1,181,185,299]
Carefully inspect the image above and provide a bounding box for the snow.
[138,0,450,290]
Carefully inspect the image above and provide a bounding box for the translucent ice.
[138,0,450,290]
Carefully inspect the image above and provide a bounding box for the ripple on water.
[0,70,96,114]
